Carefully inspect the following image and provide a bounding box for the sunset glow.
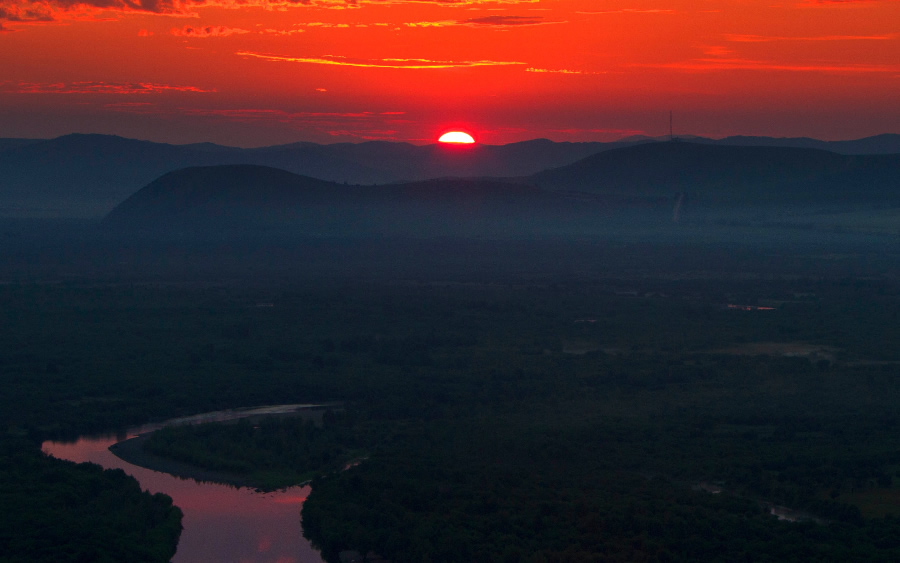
[1,0,898,145]
[439,132,475,144]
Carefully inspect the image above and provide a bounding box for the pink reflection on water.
[43,432,324,563]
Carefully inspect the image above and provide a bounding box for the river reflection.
[42,405,328,563]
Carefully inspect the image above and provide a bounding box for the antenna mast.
[669,111,673,141]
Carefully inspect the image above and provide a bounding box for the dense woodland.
[0,436,182,562]
[4,229,900,560]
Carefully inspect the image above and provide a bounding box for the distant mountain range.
[2,133,899,218]
[617,133,900,155]
[103,141,900,238]
[531,141,900,204]
[0,134,609,217]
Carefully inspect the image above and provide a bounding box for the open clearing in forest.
[709,341,838,362]
[839,489,900,518]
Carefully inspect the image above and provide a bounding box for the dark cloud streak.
[1,80,214,93]
[0,0,535,26]
[459,15,547,27]
[172,25,249,36]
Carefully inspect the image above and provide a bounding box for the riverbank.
[46,427,325,563]
[110,433,301,491]
[108,403,340,491]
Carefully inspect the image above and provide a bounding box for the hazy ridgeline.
[89,142,900,243]
[2,134,899,218]
[2,136,900,562]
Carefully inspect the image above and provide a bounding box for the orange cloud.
[726,33,898,42]
[703,46,734,56]
[172,25,250,37]
[302,22,352,28]
[262,27,305,35]
[236,51,526,69]
[639,58,900,73]
[402,20,456,28]
[525,67,602,75]
[576,9,675,15]
[2,80,214,93]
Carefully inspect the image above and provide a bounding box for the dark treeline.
[0,436,182,562]
[143,414,363,490]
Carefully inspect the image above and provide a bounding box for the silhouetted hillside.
[0,135,612,217]
[0,134,207,216]
[696,133,900,155]
[320,139,615,182]
[104,166,338,226]
[0,134,390,217]
[531,141,900,204]
[0,138,43,152]
[5,134,899,218]
[105,146,900,239]
[103,165,601,238]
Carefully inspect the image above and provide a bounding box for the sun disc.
[439,131,475,144]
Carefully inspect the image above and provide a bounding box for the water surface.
[42,405,328,563]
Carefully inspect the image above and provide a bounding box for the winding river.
[41,404,329,563]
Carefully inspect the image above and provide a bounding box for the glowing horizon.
[439,132,475,144]
[1,0,898,147]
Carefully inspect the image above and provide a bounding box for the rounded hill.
[103,165,351,230]
[102,165,587,238]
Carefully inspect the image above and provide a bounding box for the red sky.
[1,0,898,146]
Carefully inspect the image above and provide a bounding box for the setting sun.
[439,132,475,144]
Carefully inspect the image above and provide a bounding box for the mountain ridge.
[531,141,900,204]
[103,142,900,239]
[3,133,900,218]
